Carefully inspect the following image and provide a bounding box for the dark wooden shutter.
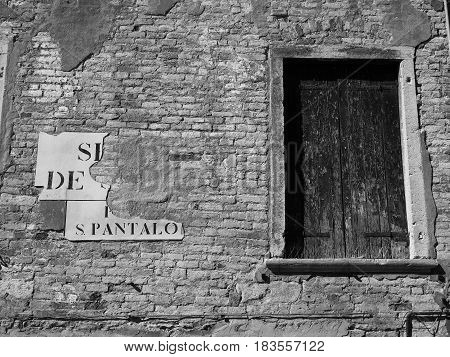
[284,61,408,259]
[297,81,344,259]
[340,80,408,259]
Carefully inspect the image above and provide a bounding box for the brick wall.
[0,0,449,336]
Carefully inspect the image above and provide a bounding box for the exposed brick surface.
[0,0,449,336]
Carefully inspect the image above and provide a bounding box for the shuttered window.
[284,59,408,259]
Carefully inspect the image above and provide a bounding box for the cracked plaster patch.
[50,0,122,71]
[382,0,431,47]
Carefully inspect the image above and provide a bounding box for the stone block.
[0,279,34,299]
[39,201,66,231]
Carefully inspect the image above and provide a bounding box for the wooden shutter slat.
[340,81,371,258]
[329,84,346,258]
[302,85,326,258]
[360,85,382,258]
[366,85,391,258]
[300,86,317,258]
[339,82,352,258]
[300,82,343,258]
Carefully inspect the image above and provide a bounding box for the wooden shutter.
[284,65,408,259]
[340,80,408,259]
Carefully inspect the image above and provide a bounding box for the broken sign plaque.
[34,132,184,241]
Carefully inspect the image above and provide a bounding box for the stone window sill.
[265,258,443,275]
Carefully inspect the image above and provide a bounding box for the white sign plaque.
[65,201,183,241]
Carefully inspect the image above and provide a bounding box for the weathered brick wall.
[0,0,449,336]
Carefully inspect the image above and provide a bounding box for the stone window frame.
[0,39,8,140]
[445,0,450,56]
[267,46,439,274]
[0,38,11,175]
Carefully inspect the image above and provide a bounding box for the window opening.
[283,59,408,259]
